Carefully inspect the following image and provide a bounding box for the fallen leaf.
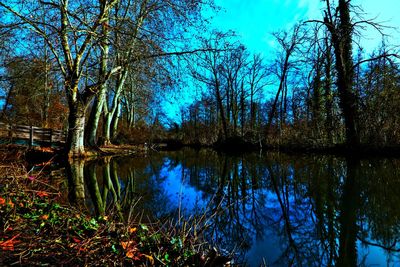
[28,176,35,181]
[36,191,49,198]
[7,200,14,208]
[129,227,137,234]
[143,254,154,265]
[121,241,134,250]
[126,249,142,260]
[0,197,5,205]
[126,250,135,259]
[40,214,49,220]
[0,240,15,251]
[121,240,143,260]
[0,234,20,251]
[72,237,81,243]
[77,247,86,252]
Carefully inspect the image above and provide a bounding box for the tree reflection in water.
[64,149,400,266]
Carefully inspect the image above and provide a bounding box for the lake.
[59,148,400,266]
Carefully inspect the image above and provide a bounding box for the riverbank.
[0,156,231,266]
[158,138,400,158]
[0,143,148,164]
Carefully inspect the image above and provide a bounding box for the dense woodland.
[0,0,399,156]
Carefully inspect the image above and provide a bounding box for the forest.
[0,0,399,157]
[2,1,400,266]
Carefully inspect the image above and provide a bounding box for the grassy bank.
[0,154,230,266]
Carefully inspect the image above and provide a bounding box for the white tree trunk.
[66,102,87,157]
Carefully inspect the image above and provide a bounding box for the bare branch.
[353,52,400,70]
[0,2,66,76]
[138,48,225,61]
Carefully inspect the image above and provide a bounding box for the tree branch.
[139,48,225,61]
[353,53,400,70]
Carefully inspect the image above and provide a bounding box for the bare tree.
[247,53,269,131]
[220,45,248,135]
[85,0,214,146]
[266,23,306,136]
[191,31,236,141]
[0,0,121,157]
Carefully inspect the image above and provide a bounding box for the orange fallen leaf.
[7,200,14,208]
[0,234,20,251]
[76,246,87,252]
[121,241,134,250]
[126,248,142,260]
[36,191,49,198]
[126,250,135,258]
[0,197,5,205]
[40,214,49,220]
[121,240,142,260]
[129,227,137,234]
[0,240,15,251]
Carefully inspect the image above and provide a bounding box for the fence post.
[29,126,34,147]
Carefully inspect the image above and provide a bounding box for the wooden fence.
[0,122,66,147]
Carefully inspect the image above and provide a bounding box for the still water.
[61,148,400,266]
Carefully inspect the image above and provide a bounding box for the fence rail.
[0,122,66,147]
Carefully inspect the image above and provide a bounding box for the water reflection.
[63,149,400,266]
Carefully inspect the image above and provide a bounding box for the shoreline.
[0,152,230,266]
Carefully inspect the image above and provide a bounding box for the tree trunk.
[111,101,121,139]
[85,9,110,147]
[266,53,290,135]
[103,71,127,145]
[326,0,359,147]
[85,94,105,146]
[312,53,323,137]
[215,79,228,140]
[324,36,334,144]
[103,105,113,146]
[66,101,87,158]
[250,89,255,130]
[42,47,51,128]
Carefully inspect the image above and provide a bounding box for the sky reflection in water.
[68,150,400,266]
[158,161,207,214]
[152,151,400,266]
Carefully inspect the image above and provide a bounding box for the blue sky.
[210,0,322,55]
[162,0,400,123]
[211,0,400,55]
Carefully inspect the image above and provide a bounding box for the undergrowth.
[0,162,230,266]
